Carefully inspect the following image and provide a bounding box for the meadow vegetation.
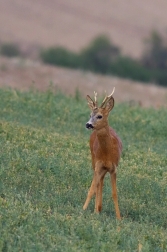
[0,88,167,251]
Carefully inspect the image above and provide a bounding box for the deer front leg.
[97,177,105,212]
[94,167,106,213]
[83,167,106,212]
[110,172,121,220]
[95,171,106,213]
[83,172,100,212]
[83,174,96,210]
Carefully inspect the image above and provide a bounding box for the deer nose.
[86,123,94,129]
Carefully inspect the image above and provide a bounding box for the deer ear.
[105,96,114,112]
[86,95,96,110]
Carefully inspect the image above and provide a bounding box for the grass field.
[0,88,167,251]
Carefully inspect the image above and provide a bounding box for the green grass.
[0,88,167,251]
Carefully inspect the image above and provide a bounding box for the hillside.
[0,0,167,58]
[0,57,167,108]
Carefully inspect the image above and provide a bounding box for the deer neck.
[95,125,112,150]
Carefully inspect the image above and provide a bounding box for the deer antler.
[100,87,115,108]
[108,87,115,97]
[94,91,98,107]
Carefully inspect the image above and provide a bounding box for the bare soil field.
[0,0,167,58]
[0,57,166,108]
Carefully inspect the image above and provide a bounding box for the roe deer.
[83,88,122,219]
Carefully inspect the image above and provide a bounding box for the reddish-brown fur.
[83,91,122,219]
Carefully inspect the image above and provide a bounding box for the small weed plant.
[0,88,167,251]
[0,43,20,57]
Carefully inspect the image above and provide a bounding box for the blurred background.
[0,0,167,107]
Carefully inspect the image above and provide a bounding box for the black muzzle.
[86,123,94,129]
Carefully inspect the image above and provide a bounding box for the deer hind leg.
[110,171,121,220]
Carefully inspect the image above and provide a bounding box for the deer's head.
[86,88,115,130]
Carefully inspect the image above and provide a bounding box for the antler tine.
[100,87,115,108]
[94,91,98,107]
[108,87,115,98]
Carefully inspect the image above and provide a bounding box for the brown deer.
[83,88,122,219]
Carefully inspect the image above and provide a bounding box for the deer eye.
[97,115,102,119]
